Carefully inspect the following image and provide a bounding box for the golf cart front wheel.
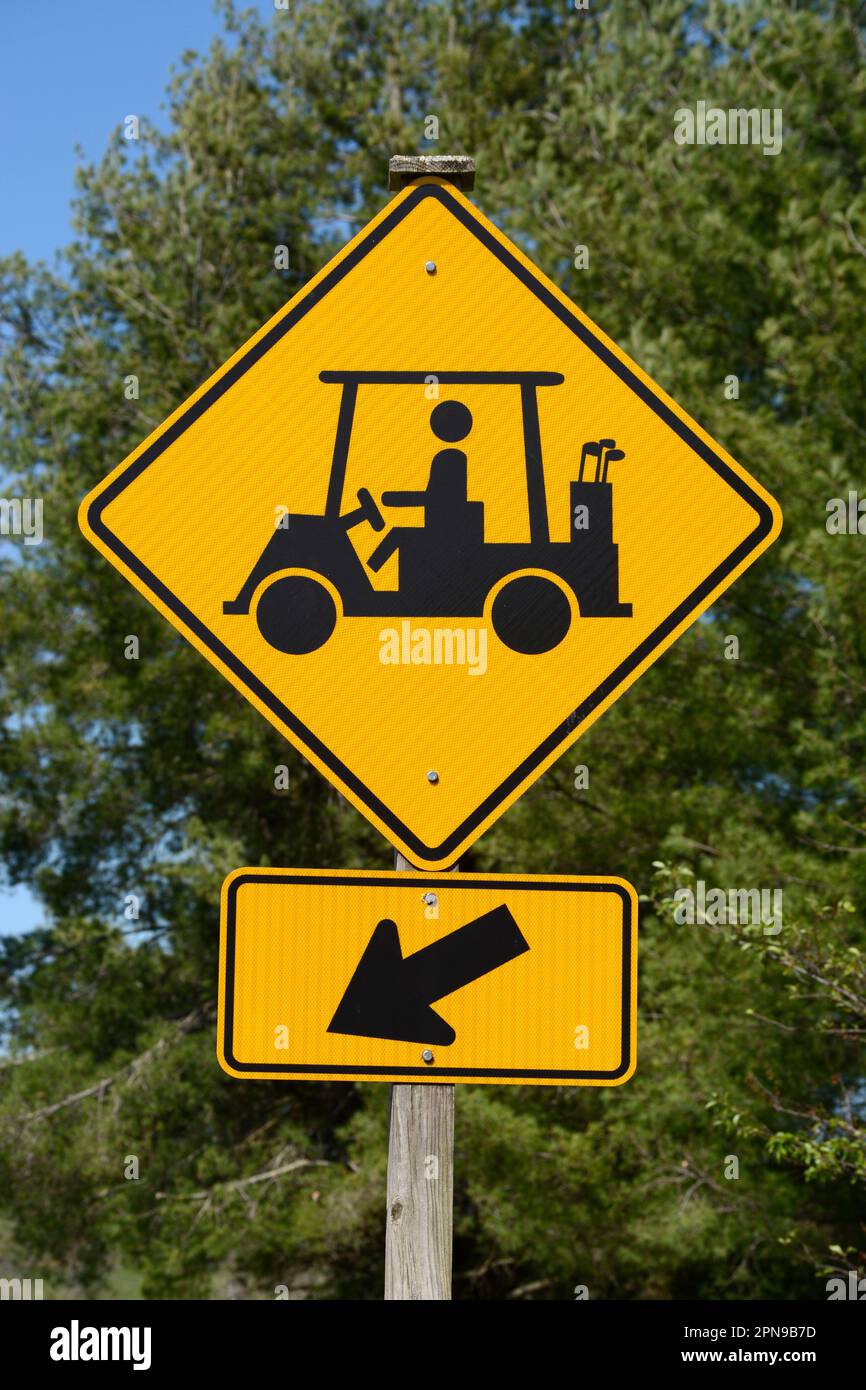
[491,575,572,654]
[256,575,337,654]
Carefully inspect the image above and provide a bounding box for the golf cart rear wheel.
[491,575,572,654]
[256,575,337,655]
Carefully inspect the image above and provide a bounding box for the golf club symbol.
[579,438,626,483]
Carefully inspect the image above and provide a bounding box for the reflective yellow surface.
[79,179,781,868]
[217,869,637,1086]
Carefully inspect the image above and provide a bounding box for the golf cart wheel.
[491,575,572,654]
[256,575,337,655]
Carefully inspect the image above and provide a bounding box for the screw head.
[422,892,438,906]
[425,260,437,275]
[421,1049,435,1064]
[426,770,439,784]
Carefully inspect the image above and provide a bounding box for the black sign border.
[87,184,776,866]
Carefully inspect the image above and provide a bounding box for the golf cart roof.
[319,371,563,386]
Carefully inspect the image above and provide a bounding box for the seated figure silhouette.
[368,400,482,571]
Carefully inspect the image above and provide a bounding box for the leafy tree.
[1,0,865,1298]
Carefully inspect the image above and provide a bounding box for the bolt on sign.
[217,869,636,1086]
[79,178,782,869]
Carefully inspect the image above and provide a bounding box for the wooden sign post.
[382,158,469,1302]
[385,847,457,1301]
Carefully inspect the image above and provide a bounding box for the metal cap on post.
[388,154,476,192]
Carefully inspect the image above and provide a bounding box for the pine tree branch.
[154,1157,332,1202]
[11,1004,213,1123]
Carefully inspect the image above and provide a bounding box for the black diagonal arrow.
[327,905,530,1046]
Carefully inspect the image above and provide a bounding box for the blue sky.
[0,0,272,936]
[1,0,273,264]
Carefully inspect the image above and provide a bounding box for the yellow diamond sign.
[80,178,782,868]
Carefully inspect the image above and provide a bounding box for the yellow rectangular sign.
[217,868,636,1086]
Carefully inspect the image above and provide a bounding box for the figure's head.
[430,400,473,443]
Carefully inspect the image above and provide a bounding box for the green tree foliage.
[1,0,865,1298]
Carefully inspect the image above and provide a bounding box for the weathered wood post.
[385,854,456,1301]
[385,1082,454,1297]
[381,155,473,1302]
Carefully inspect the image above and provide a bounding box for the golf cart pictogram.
[222,370,632,656]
